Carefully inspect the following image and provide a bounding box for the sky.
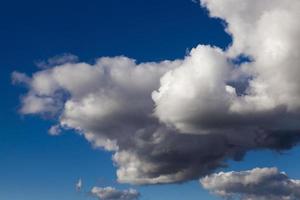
[1,0,300,200]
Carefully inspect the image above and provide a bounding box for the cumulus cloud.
[14,0,300,185]
[200,167,300,200]
[154,0,300,134]
[152,45,232,133]
[90,187,140,200]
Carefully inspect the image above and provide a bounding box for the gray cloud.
[154,0,300,134]
[200,167,300,200]
[13,0,300,185]
[90,187,140,200]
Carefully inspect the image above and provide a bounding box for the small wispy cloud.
[90,187,140,200]
[35,53,78,69]
[76,178,83,192]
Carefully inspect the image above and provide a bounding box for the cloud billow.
[200,167,300,200]
[90,187,140,200]
[13,0,300,185]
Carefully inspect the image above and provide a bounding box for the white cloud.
[201,0,300,111]
[90,187,140,200]
[14,0,300,185]
[35,53,78,69]
[19,94,60,115]
[200,167,300,200]
[152,45,232,133]
[48,125,61,136]
[154,0,300,134]
[76,178,82,192]
[12,71,31,85]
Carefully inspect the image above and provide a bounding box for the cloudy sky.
[1,0,300,199]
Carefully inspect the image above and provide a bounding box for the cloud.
[76,178,82,192]
[90,187,140,200]
[200,167,300,200]
[35,53,79,69]
[12,71,31,85]
[152,45,232,133]
[154,0,300,134]
[14,0,300,185]
[48,125,62,136]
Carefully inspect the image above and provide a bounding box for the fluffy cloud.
[90,187,140,200]
[152,46,232,133]
[14,0,300,185]
[200,167,300,200]
[48,125,62,136]
[154,0,300,134]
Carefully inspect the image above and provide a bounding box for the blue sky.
[1,0,300,200]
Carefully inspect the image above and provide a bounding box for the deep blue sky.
[0,0,299,200]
